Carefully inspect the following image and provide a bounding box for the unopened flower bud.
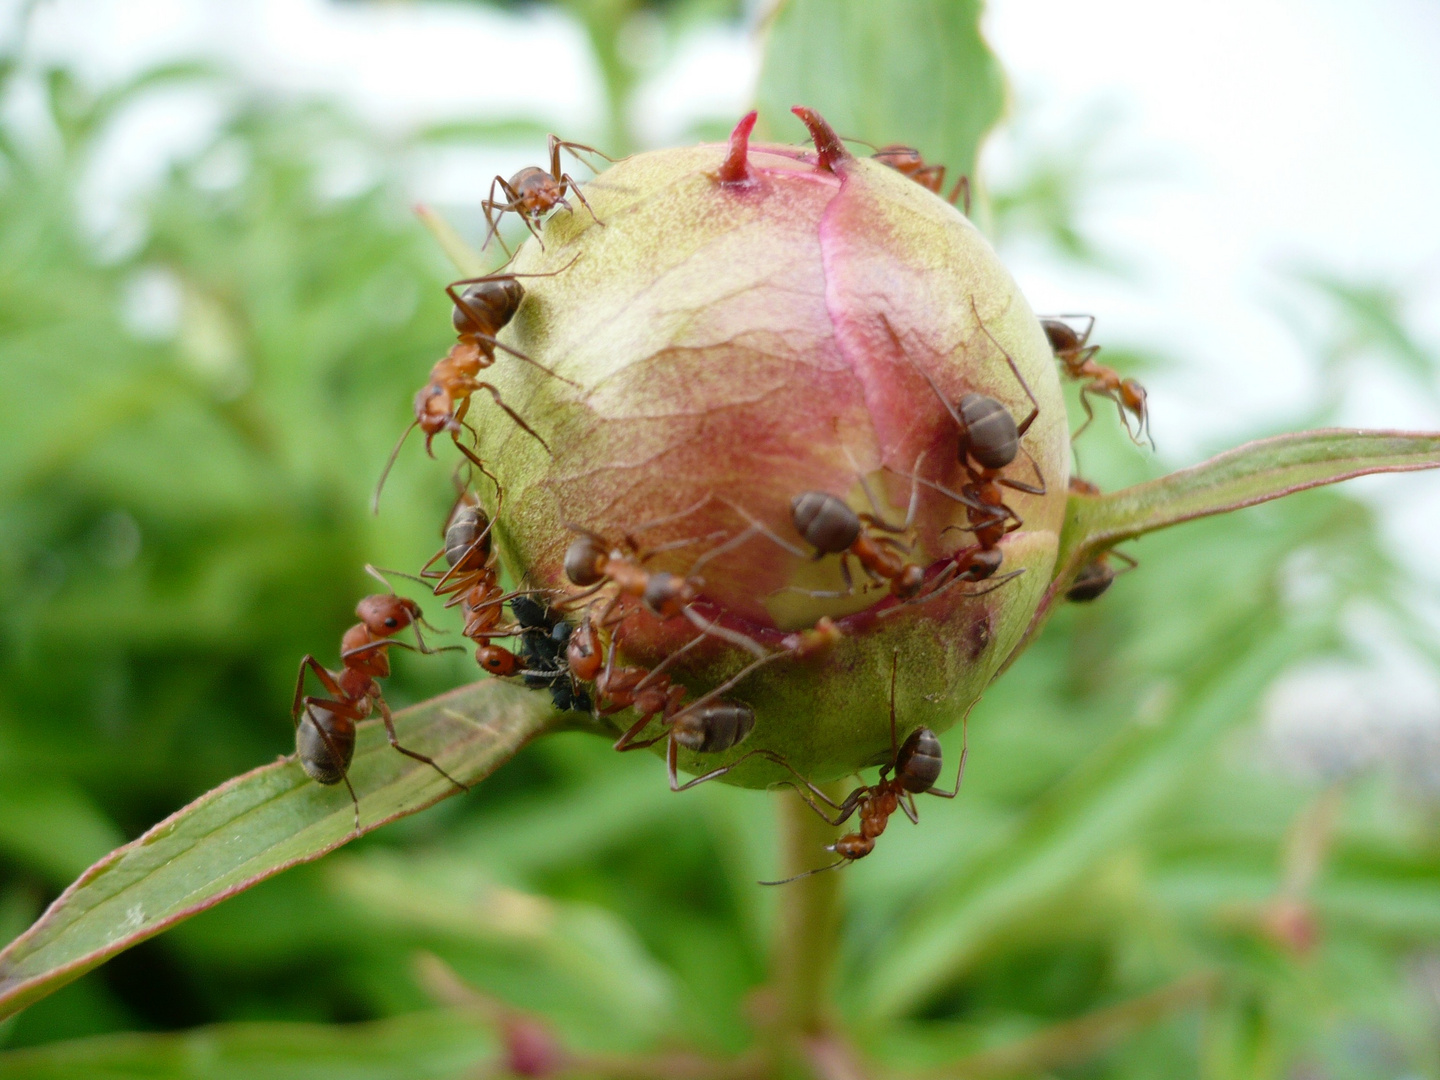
[474,109,1069,784]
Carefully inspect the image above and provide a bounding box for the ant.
[1041,316,1152,448]
[887,303,1046,602]
[762,652,964,884]
[292,567,468,830]
[560,597,794,791]
[871,144,971,214]
[482,134,613,251]
[1066,549,1137,602]
[372,259,581,514]
[724,461,929,601]
[560,498,766,656]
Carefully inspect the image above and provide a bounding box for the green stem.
[771,788,844,1074]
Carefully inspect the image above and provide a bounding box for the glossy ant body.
[762,653,963,883]
[482,134,612,250]
[894,303,1045,601]
[1041,316,1152,447]
[373,260,581,513]
[293,569,467,829]
[872,144,971,214]
[1066,549,1137,602]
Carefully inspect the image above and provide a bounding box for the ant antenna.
[758,860,846,887]
[372,420,418,515]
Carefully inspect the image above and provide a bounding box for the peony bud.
[472,109,1069,786]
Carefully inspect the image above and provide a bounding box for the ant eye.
[384,618,398,628]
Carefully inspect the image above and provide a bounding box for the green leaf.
[756,0,1005,181]
[0,1009,490,1080]
[0,681,555,1022]
[1007,429,1440,670]
[866,609,1318,1018]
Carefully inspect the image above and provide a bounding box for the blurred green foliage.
[3,2,1440,1078]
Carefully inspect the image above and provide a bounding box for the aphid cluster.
[289,118,1146,875]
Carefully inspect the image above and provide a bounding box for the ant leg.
[969,296,1040,436]
[1072,388,1097,443]
[470,333,581,389]
[899,793,920,824]
[664,649,790,730]
[927,698,975,799]
[850,446,926,532]
[481,176,522,252]
[471,382,552,454]
[293,657,346,722]
[718,499,810,559]
[668,743,811,793]
[999,453,1047,496]
[947,174,971,215]
[560,174,605,226]
[298,713,361,833]
[633,632,709,691]
[681,606,768,659]
[613,707,662,752]
[376,697,469,793]
[882,313,967,431]
[894,469,989,513]
[886,650,900,762]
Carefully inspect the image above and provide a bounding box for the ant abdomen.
[296,707,356,786]
[791,491,862,554]
[672,700,756,754]
[894,727,944,792]
[957,393,1019,469]
[444,506,492,571]
[452,278,524,337]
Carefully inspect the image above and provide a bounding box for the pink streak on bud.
[716,110,759,186]
[791,106,852,173]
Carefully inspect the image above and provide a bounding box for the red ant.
[292,567,468,830]
[372,259,581,514]
[872,144,971,214]
[890,303,1045,602]
[761,652,964,883]
[482,134,613,251]
[1041,316,1152,448]
[560,497,766,656]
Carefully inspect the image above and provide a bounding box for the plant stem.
[771,787,844,1074]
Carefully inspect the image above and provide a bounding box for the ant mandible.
[871,144,972,215]
[372,259,582,514]
[293,567,468,830]
[761,651,964,883]
[1041,315,1153,448]
[482,134,613,251]
[890,302,1046,601]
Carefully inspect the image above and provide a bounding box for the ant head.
[356,593,419,635]
[791,491,861,554]
[476,644,519,677]
[892,563,926,599]
[894,727,943,793]
[957,393,1019,471]
[453,277,525,337]
[564,534,608,586]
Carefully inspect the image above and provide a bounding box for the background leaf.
[757,0,1006,180]
[0,682,554,1022]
